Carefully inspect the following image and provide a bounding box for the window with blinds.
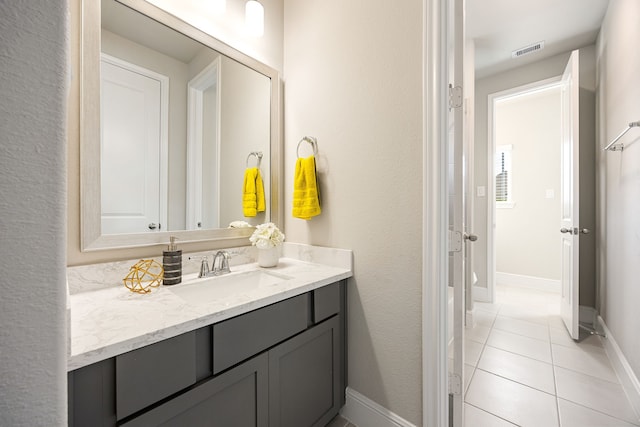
[495,145,513,208]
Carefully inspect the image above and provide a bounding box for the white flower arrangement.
[249,223,285,249]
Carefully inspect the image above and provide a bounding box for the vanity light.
[245,0,264,37]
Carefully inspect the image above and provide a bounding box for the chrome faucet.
[197,251,231,278]
[212,250,231,275]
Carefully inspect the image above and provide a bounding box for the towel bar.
[603,121,640,151]
[297,136,318,158]
[246,151,263,167]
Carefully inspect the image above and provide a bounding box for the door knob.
[464,233,478,242]
[580,228,590,234]
[148,223,157,230]
[560,227,572,234]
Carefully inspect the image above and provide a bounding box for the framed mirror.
[81,0,281,251]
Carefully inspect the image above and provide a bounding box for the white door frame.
[186,57,221,230]
[423,0,450,425]
[484,76,562,303]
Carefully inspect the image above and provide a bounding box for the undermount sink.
[168,270,293,305]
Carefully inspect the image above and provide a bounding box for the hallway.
[463,284,639,426]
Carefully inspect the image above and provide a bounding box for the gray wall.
[596,0,640,380]
[0,1,68,424]
[283,0,423,423]
[473,45,597,305]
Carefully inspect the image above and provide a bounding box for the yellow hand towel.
[292,155,321,220]
[243,167,265,217]
[256,169,266,213]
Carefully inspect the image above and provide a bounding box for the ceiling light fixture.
[245,0,264,37]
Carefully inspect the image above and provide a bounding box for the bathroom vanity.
[67,248,352,427]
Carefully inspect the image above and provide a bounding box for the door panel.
[448,0,466,424]
[559,50,580,340]
[100,56,164,234]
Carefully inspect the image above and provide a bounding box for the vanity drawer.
[313,282,341,323]
[116,331,197,420]
[213,294,310,374]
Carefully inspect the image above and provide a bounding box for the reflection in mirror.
[81,0,281,251]
[101,0,270,233]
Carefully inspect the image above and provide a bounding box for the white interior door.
[559,50,580,340]
[100,55,168,234]
[448,0,466,424]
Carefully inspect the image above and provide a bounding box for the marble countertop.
[68,244,352,371]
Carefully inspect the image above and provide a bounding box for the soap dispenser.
[163,236,182,285]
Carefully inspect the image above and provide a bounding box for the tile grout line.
[556,396,640,427]
[464,301,500,401]
[548,319,562,427]
[464,402,520,427]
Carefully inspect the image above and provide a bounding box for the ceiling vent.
[512,41,545,59]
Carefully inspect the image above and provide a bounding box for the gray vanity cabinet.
[120,353,268,427]
[269,315,341,427]
[68,280,346,427]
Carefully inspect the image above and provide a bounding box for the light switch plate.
[545,189,555,199]
[477,186,486,197]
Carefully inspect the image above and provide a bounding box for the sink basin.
[168,270,292,305]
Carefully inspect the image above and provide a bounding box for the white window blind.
[495,145,513,208]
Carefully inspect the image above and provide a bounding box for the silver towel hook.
[246,151,263,168]
[297,136,318,158]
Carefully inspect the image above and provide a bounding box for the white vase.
[257,246,279,267]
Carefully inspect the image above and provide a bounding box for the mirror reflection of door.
[100,54,168,234]
[186,58,221,230]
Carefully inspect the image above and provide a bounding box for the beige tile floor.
[464,284,640,427]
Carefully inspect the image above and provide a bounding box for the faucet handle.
[212,250,231,274]
[199,256,210,278]
[220,251,230,274]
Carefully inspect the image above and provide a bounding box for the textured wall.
[596,0,640,380]
[283,0,423,423]
[0,1,68,424]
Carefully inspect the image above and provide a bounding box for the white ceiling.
[467,0,610,78]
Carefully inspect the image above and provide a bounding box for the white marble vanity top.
[68,244,352,371]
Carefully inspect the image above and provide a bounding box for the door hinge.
[449,373,462,395]
[449,84,463,109]
[448,230,462,253]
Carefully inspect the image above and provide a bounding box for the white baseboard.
[597,316,640,420]
[495,272,560,293]
[473,284,490,302]
[340,387,416,427]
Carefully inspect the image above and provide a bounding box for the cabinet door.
[269,315,341,427]
[68,358,116,427]
[121,353,268,427]
[116,331,196,420]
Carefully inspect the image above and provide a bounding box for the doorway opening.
[484,77,563,304]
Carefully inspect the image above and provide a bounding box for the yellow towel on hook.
[292,155,321,220]
[243,167,265,217]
